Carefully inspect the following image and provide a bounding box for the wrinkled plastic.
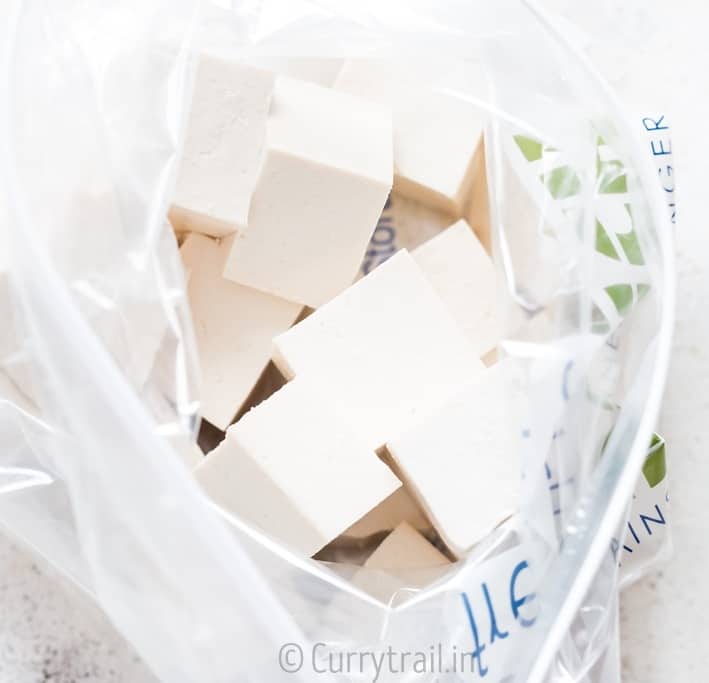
[0,1,674,682]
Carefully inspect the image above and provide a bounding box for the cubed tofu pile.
[172,52,517,600]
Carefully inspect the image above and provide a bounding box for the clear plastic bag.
[0,1,674,681]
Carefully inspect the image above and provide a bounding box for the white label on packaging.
[613,435,670,586]
[640,113,675,225]
[449,545,541,680]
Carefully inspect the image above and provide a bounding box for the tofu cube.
[165,433,203,469]
[171,53,274,237]
[386,364,519,558]
[273,250,485,450]
[223,77,393,307]
[364,522,450,569]
[343,487,431,540]
[334,59,485,216]
[181,233,301,430]
[194,378,401,556]
[464,141,491,252]
[364,522,449,571]
[241,57,344,87]
[353,522,451,604]
[412,220,498,356]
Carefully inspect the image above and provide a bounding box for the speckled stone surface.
[0,3,705,682]
[0,539,156,683]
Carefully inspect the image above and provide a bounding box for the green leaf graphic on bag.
[512,133,651,326]
[643,433,667,488]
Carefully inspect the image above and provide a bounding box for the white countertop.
[0,2,705,681]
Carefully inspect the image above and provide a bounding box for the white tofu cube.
[5,192,171,400]
[165,433,203,469]
[90,292,168,392]
[464,141,491,252]
[412,220,498,356]
[352,522,451,604]
[343,487,430,539]
[242,57,344,86]
[181,233,301,430]
[334,59,485,216]
[223,77,393,307]
[273,250,485,450]
[194,378,401,556]
[171,53,274,237]
[386,364,519,558]
[364,522,449,571]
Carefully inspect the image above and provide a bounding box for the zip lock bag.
[0,1,674,681]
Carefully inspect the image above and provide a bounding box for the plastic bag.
[0,1,674,681]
